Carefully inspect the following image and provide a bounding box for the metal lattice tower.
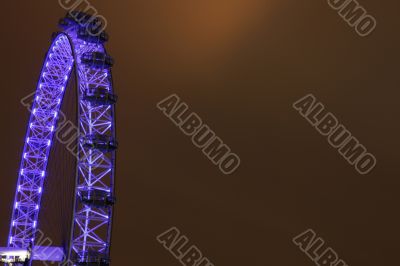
[7,12,117,265]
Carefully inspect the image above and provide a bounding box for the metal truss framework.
[8,18,117,265]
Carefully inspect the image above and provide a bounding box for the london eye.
[1,11,118,266]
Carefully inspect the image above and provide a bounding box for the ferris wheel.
[2,12,118,266]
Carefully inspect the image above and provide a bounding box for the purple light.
[8,27,117,263]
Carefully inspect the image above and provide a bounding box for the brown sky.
[0,0,399,265]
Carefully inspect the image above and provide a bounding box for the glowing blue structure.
[6,12,117,265]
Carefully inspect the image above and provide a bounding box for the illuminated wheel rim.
[8,17,117,265]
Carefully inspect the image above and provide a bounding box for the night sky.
[0,0,399,265]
